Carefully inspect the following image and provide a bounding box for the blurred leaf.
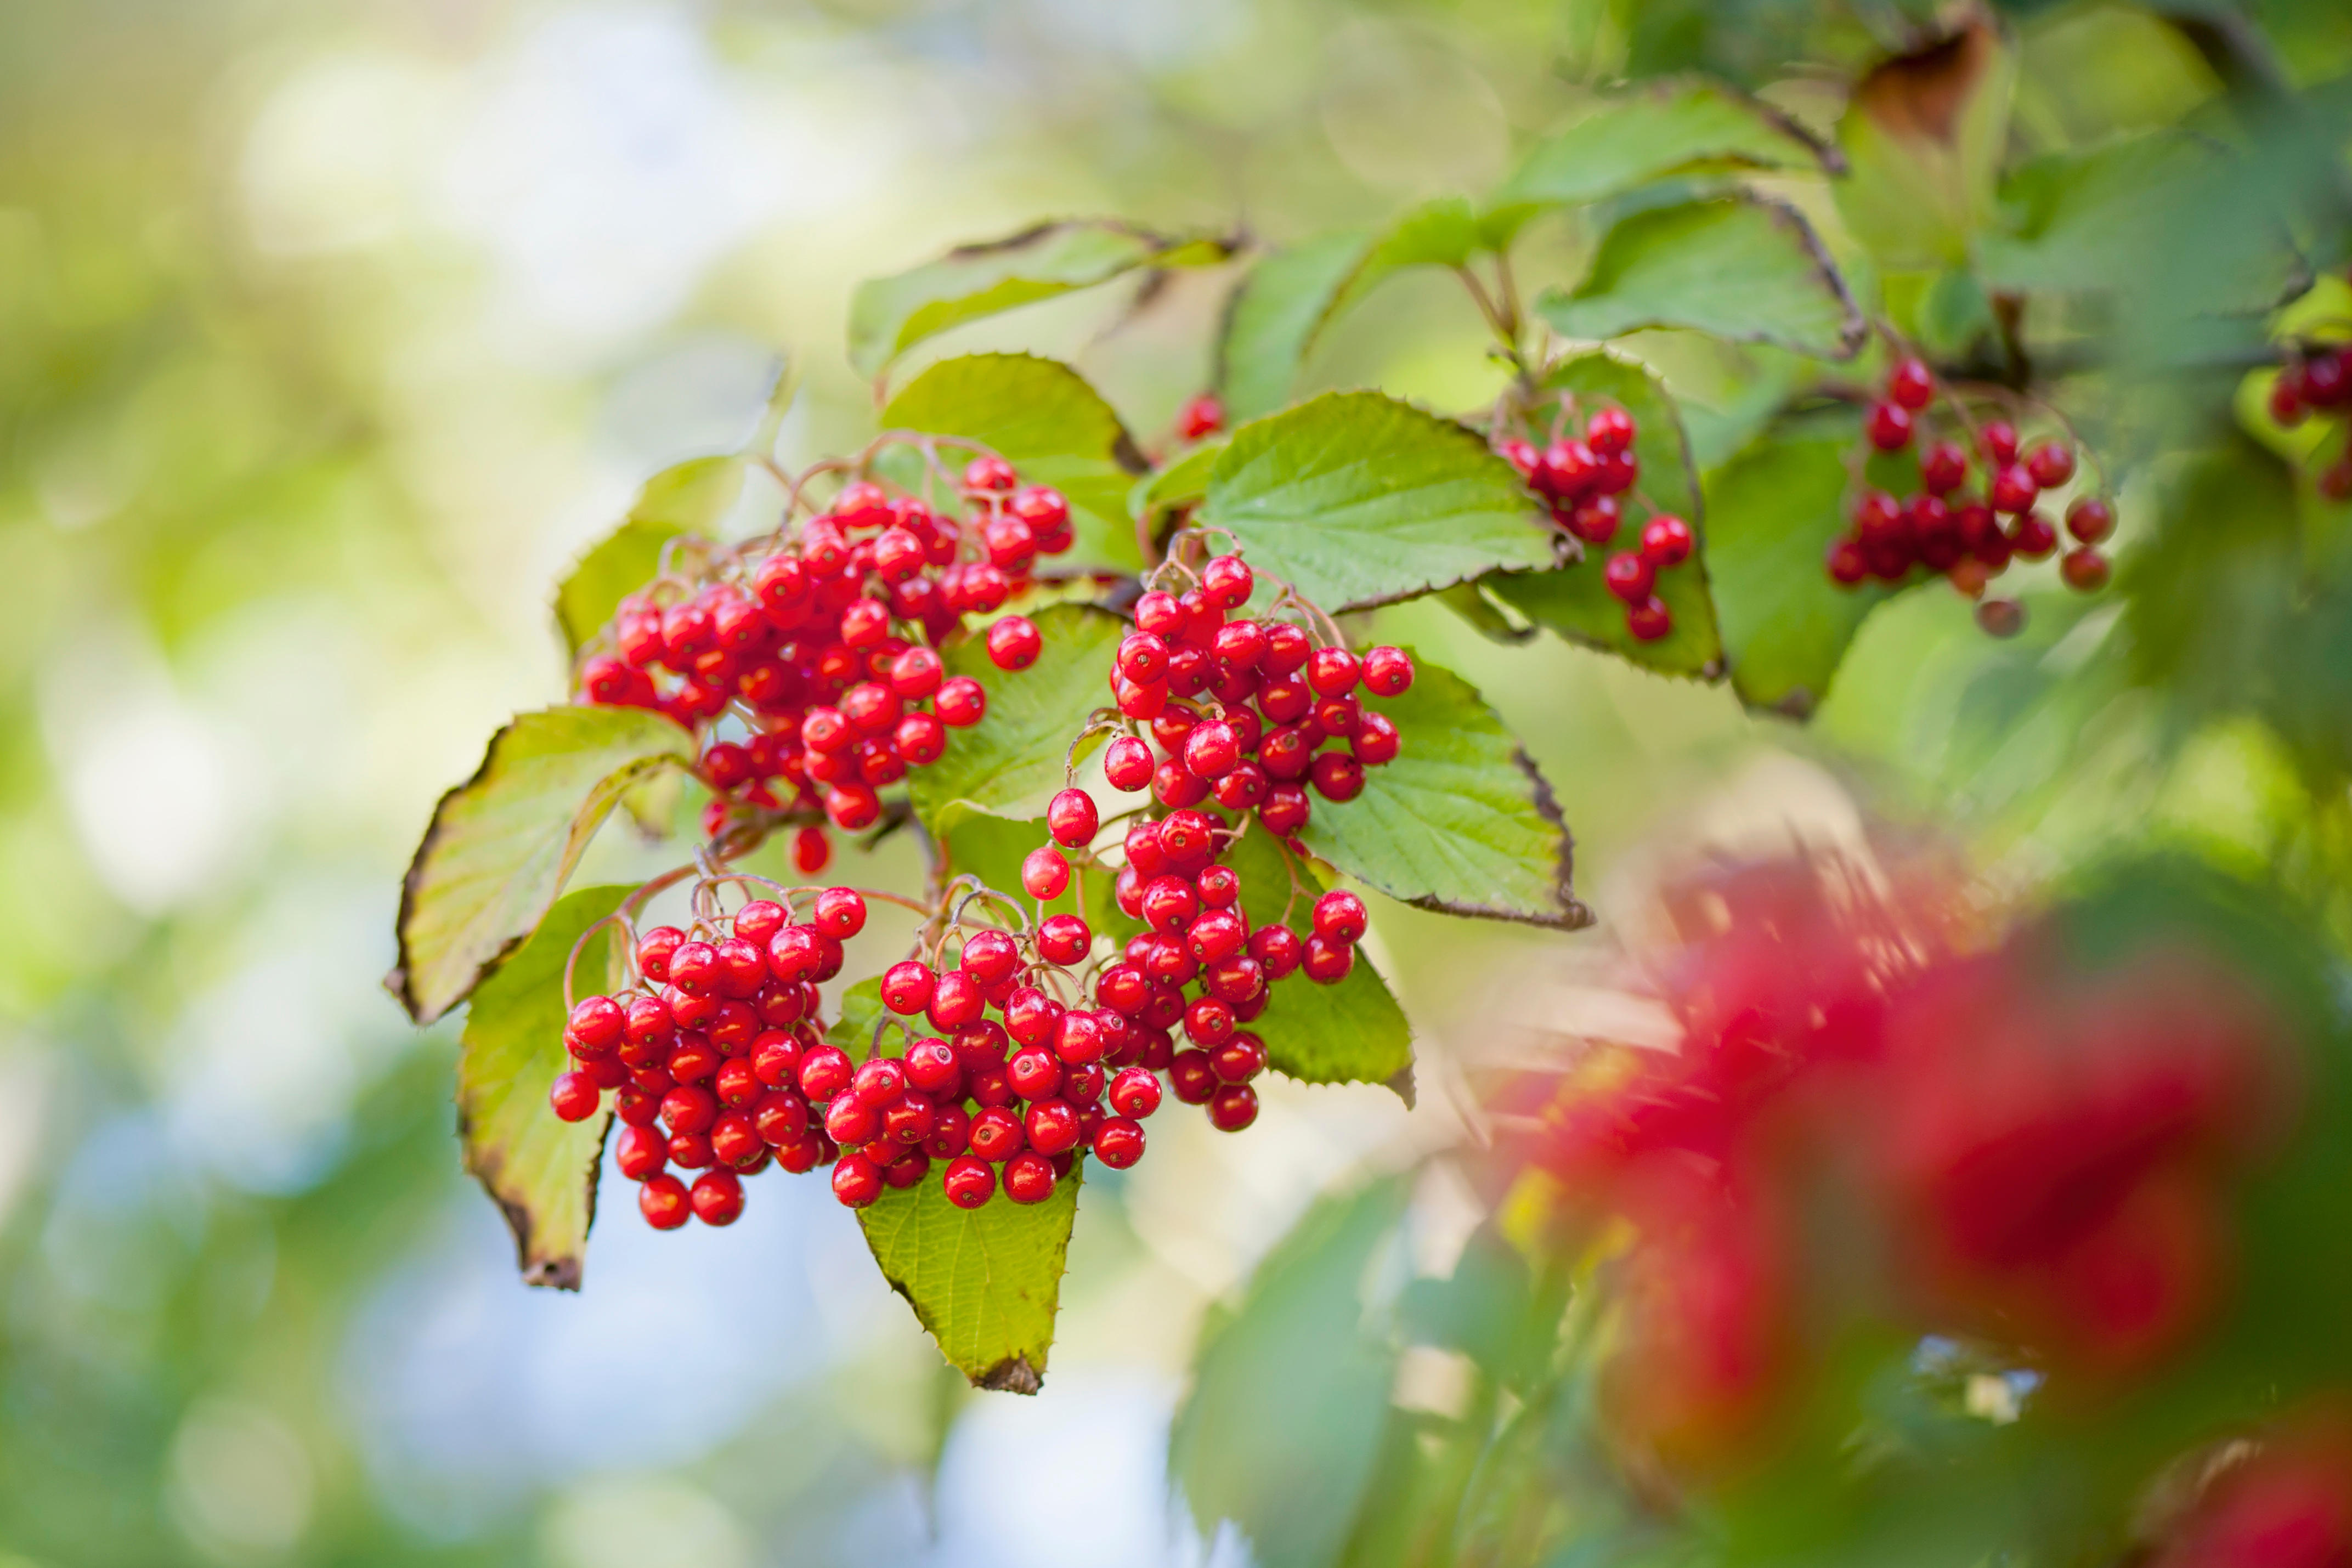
[1400,1224,1544,1389]
[1912,267,1997,361]
[1496,77,1842,209]
[1172,1175,1412,1568]
[456,883,630,1289]
[881,353,1147,570]
[1196,391,1553,612]
[1297,653,1587,930]
[906,604,1123,834]
[858,1156,1083,1392]
[1707,423,1895,717]
[1834,19,2015,269]
[1218,232,1376,421]
[394,706,694,1023]
[554,456,740,655]
[1485,350,1725,677]
[1224,827,1414,1091]
[1129,437,1227,523]
[1537,197,1865,359]
[850,220,1232,378]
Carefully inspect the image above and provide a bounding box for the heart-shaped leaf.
[1536,197,1865,360]
[1483,351,1725,678]
[882,353,1148,572]
[394,706,694,1023]
[906,603,1124,835]
[457,882,634,1289]
[850,220,1232,380]
[1296,653,1586,931]
[1196,392,1553,613]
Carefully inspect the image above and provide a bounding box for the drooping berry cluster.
[575,448,1070,859]
[1824,355,2115,638]
[2269,342,2352,500]
[547,887,872,1229]
[1492,397,1690,643]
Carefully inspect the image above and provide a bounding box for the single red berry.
[832,1153,882,1208]
[2010,510,2059,559]
[1037,914,1091,966]
[894,711,946,766]
[634,926,685,984]
[1626,595,1672,642]
[1980,420,2020,465]
[1021,845,1072,902]
[638,1174,691,1230]
[956,929,1019,989]
[935,675,987,727]
[1024,1098,1081,1156]
[1118,632,1169,685]
[1886,355,1935,411]
[549,1071,602,1123]
[1209,1033,1268,1083]
[964,455,1017,492]
[1989,463,2039,514]
[1309,751,1364,803]
[616,1122,668,1180]
[798,1044,852,1102]
[1168,1049,1217,1104]
[1603,551,1654,605]
[851,1056,907,1110]
[1258,782,1311,836]
[660,1083,718,1136]
[811,887,866,939]
[1865,401,1914,451]
[2060,546,2110,591]
[824,1094,878,1146]
[1043,788,1099,849]
[942,1154,998,1209]
[1824,537,1868,587]
[1007,1043,1063,1101]
[879,960,934,1017]
[566,995,625,1054]
[987,616,1042,671]
[1586,405,1636,456]
[1101,735,1155,793]
[1248,925,1302,979]
[1003,1150,1056,1204]
[2066,496,2115,544]
[1182,721,1241,780]
[709,1111,763,1169]
[2025,440,2077,489]
[1176,392,1225,441]
[927,970,985,1032]
[1352,646,1412,699]
[1206,1083,1259,1133]
[1536,438,1599,499]
[1302,933,1355,984]
[1202,554,1256,610]
[1091,1117,1145,1169]
[1313,890,1368,945]
[1638,514,1693,568]
[1184,995,1236,1047]
[1108,1066,1162,1119]
[1919,439,1969,494]
[1305,647,1361,697]
[969,1106,1025,1163]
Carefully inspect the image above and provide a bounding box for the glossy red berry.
[1865,401,1914,451]
[1566,496,1621,544]
[942,1154,997,1209]
[638,1174,691,1230]
[1626,595,1672,643]
[1309,752,1365,803]
[1313,889,1368,945]
[1209,1033,1267,1083]
[1003,1150,1056,1204]
[2066,496,2116,544]
[1091,1117,1145,1169]
[549,1071,602,1123]
[1108,1066,1162,1120]
[1305,647,1361,697]
[1037,914,1091,966]
[1202,554,1256,609]
[969,1106,1025,1163]
[1886,356,1935,411]
[2060,546,2110,591]
[797,1044,852,1101]
[1920,439,1969,494]
[987,615,1042,671]
[1989,463,2039,514]
[1206,1083,1259,1133]
[1168,1049,1217,1105]
[1603,551,1654,605]
[1980,420,2020,465]
[1638,514,1693,568]
[1586,405,1636,455]
[1302,933,1355,984]
[1101,735,1155,793]
[964,454,1017,492]
[832,1153,883,1208]
[813,886,867,939]
[936,676,986,727]
[2010,510,2059,559]
[1258,783,1310,836]
[1021,846,1071,902]
[880,960,936,1016]
[2025,440,2077,489]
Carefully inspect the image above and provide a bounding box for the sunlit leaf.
[1196,392,1553,613]
[1297,653,1586,930]
[457,882,632,1290]
[394,706,694,1023]
[1536,197,1865,359]
[1496,77,1841,210]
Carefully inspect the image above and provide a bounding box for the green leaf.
[393,706,694,1023]
[1495,77,1841,209]
[1535,197,1865,359]
[553,456,741,655]
[1834,18,2014,270]
[906,604,1123,834]
[1224,828,1413,1091]
[1706,423,1895,718]
[881,353,1147,571]
[857,1156,1083,1392]
[1483,350,1725,677]
[1196,392,1553,613]
[1217,231,1375,421]
[1172,1175,1412,1568]
[849,219,1232,379]
[1296,653,1586,930]
[457,882,632,1290]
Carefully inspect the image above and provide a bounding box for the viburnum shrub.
[1494,392,1695,642]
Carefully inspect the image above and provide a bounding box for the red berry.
[1302,933,1354,984]
[1118,631,1169,684]
[936,676,986,727]
[1865,401,1914,451]
[1564,496,1621,544]
[1886,355,1935,411]
[824,783,880,831]
[617,1122,668,1180]
[2066,496,2115,544]
[1825,537,1868,587]
[1209,1033,1267,1083]
[798,1045,852,1101]
[709,1112,763,1169]
[1183,721,1241,779]
[1003,1150,1056,1204]
[1306,647,1361,697]
[1202,554,1255,610]
[2303,350,2351,408]
[566,995,625,1053]
[1258,783,1310,836]
[1989,463,2039,514]
[1626,595,1672,642]
[1638,514,1693,568]
[1108,1066,1162,1119]
[1176,392,1225,441]
[1602,551,1654,605]
[549,1071,602,1122]
[1037,914,1091,966]
[2010,510,2059,559]
[1169,1049,1217,1104]
[1586,405,1636,456]
[1975,597,2025,637]
[638,1174,691,1230]
[2025,440,2077,489]
[1024,1098,1081,1156]
[1021,846,1071,901]
[1980,420,2020,465]
[959,928,1022,989]
[1537,438,1599,499]
[2060,546,2110,591]
[880,960,935,1016]
[635,926,685,983]
[1920,440,1968,494]
[851,1056,908,1109]
[1102,735,1155,793]
[1248,925,1302,978]
[964,455,1017,492]
[832,1153,883,1208]
[942,1154,997,1209]
[1309,752,1364,802]
[1044,788,1100,848]
[2269,373,2307,426]
[969,1106,1025,1162]
[987,615,1042,671]
[1355,646,1412,698]
[1206,1083,1259,1133]
[809,887,864,939]
[1092,1117,1145,1168]
[1313,890,1367,944]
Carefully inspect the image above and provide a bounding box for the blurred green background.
[4,1,2350,1564]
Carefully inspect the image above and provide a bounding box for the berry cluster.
[575,448,1071,860]
[1823,355,2114,637]
[546,887,872,1229]
[1494,397,1692,643]
[2268,342,2352,500]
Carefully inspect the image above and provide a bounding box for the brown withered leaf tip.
[978,1356,1044,1395]
[1853,18,1998,145]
